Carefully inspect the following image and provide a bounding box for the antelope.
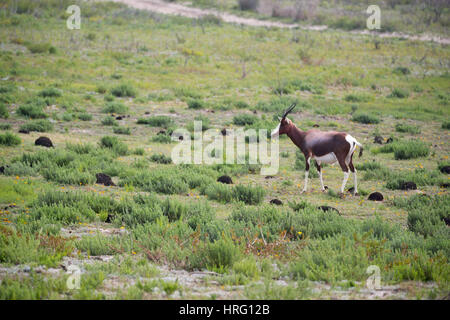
[271,103,363,196]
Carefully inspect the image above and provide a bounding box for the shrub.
[395,123,421,134]
[0,104,9,118]
[393,67,411,75]
[113,126,131,135]
[393,140,429,160]
[17,102,47,119]
[203,183,234,203]
[38,87,61,98]
[101,116,118,126]
[195,237,242,272]
[25,42,56,54]
[19,120,53,132]
[110,84,136,97]
[352,113,380,124]
[99,136,128,156]
[77,113,92,121]
[102,101,128,114]
[232,184,265,205]
[151,134,172,143]
[150,153,172,164]
[0,132,21,146]
[233,114,258,126]
[0,123,12,130]
[395,194,449,239]
[344,93,371,102]
[442,122,450,130]
[137,116,173,128]
[187,99,205,110]
[388,88,409,99]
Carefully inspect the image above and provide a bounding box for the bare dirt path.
[106,0,450,45]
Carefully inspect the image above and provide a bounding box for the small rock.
[399,181,417,190]
[19,128,30,134]
[317,206,340,215]
[105,214,114,223]
[265,176,275,179]
[217,175,233,184]
[440,166,450,174]
[115,116,123,120]
[145,111,150,115]
[368,192,384,201]
[95,173,115,186]
[22,265,31,273]
[270,199,283,205]
[35,136,53,148]
[373,136,383,144]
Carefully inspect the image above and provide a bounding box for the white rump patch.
[313,152,337,165]
[345,134,359,163]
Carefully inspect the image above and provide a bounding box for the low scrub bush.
[0,104,9,118]
[102,101,128,114]
[0,132,21,146]
[150,153,172,164]
[233,114,258,126]
[110,83,136,97]
[137,116,173,128]
[395,123,421,134]
[19,119,53,132]
[352,112,380,124]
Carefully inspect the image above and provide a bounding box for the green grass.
[0,0,448,300]
[0,132,21,146]
[19,119,53,133]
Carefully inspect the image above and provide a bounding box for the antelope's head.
[271,103,296,138]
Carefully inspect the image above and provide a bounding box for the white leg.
[319,170,325,191]
[302,170,309,193]
[340,171,349,193]
[353,169,358,194]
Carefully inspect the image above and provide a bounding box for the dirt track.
[106,0,449,44]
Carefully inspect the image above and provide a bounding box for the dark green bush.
[233,114,258,126]
[0,132,21,146]
[102,101,128,114]
[150,153,172,164]
[19,120,53,132]
[352,112,380,124]
[0,104,9,118]
[110,83,136,97]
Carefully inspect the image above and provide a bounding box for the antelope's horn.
[282,103,296,119]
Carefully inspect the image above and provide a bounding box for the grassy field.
[0,0,449,299]
[180,0,450,36]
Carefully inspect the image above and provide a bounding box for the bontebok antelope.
[271,104,363,195]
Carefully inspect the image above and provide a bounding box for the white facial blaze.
[271,123,280,138]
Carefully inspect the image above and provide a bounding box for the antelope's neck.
[287,125,306,150]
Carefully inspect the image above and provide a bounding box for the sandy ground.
[105,0,450,44]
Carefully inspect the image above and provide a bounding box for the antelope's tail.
[355,140,363,158]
